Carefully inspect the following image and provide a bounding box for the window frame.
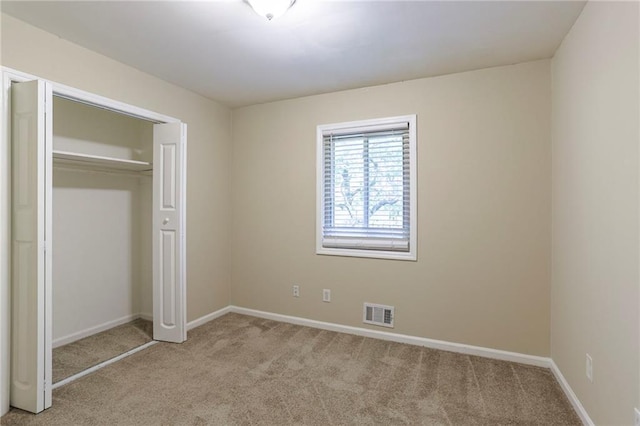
[316,114,417,261]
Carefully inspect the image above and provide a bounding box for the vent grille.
[363,303,394,328]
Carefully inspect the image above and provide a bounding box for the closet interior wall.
[52,97,153,347]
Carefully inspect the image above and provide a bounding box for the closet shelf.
[53,150,152,172]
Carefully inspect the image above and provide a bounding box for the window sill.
[316,247,416,261]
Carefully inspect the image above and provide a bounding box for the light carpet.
[2,313,580,425]
[53,318,153,383]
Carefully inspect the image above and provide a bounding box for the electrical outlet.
[322,289,331,302]
[585,354,593,382]
[292,285,300,297]
[634,407,640,426]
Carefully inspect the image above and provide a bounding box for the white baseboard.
[54,307,230,349]
[228,306,550,368]
[550,360,594,426]
[187,305,232,331]
[53,313,143,348]
[138,313,153,322]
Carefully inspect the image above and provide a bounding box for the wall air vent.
[363,303,394,328]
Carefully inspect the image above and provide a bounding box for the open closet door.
[152,122,187,343]
[10,80,53,413]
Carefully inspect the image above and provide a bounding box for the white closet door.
[10,80,52,413]
[152,122,187,343]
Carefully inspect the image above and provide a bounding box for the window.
[316,115,416,260]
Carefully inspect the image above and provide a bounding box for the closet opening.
[3,68,188,414]
[51,96,155,386]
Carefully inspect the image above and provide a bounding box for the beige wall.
[551,2,640,424]
[52,169,149,343]
[0,13,233,414]
[231,60,551,356]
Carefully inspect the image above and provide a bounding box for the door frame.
[0,67,186,414]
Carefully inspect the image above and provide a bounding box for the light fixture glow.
[247,0,296,21]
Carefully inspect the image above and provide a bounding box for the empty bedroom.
[0,0,638,425]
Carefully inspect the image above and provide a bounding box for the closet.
[51,97,154,384]
[7,74,187,414]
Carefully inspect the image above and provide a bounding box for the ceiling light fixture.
[246,0,296,21]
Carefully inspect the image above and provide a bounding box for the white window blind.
[317,115,416,260]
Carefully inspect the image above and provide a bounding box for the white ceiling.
[2,1,585,108]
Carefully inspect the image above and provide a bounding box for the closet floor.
[53,319,153,383]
